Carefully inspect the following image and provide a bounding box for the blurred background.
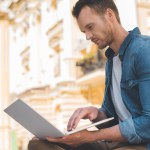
[0,0,150,149]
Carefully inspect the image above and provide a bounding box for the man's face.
[77,6,114,49]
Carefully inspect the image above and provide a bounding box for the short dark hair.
[72,0,120,23]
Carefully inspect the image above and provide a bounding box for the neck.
[110,24,129,55]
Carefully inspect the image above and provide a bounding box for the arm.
[94,125,125,142]
[119,39,150,144]
[47,106,126,147]
[47,124,126,147]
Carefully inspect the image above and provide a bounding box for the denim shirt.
[101,27,150,149]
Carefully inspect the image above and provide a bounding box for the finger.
[87,112,96,121]
[68,108,88,130]
[67,108,83,130]
[46,137,63,143]
[32,137,39,141]
[72,109,92,129]
[46,136,72,145]
[82,107,98,121]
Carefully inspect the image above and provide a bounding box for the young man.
[28,0,150,149]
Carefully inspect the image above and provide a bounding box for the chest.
[106,53,137,84]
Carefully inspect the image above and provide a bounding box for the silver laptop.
[4,99,114,139]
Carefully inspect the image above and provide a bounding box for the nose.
[86,32,93,40]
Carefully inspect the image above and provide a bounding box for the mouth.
[92,39,100,45]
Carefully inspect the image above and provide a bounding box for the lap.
[114,145,147,150]
[28,140,64,150]
[28,139,147,150]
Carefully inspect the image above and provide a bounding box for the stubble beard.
[98,30,113,50]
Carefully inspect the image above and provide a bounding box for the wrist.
[90,130,103,142]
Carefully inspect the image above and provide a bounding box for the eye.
[88,25,93,30]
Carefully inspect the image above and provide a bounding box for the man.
[28,0,150,149]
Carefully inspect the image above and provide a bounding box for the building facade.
[0,0,150,149]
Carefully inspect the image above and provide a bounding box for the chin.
[97,41,109,49]
[98,45,107,49]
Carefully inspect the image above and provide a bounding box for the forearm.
[92,125,126,142]
[47,124,126,147]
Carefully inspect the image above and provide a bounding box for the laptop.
[4,99,114,139]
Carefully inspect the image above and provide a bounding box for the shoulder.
[130,34,150,76]
[131,34,150,54]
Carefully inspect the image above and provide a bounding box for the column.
[0,20,10,150]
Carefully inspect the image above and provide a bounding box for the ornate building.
[0,0,150,149]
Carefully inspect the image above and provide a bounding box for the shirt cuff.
[119,117,142,144]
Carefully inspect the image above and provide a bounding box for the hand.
[67,106,100,131]
[46,130,97,147]
[31,137,40,141]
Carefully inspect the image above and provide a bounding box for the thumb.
[89,114,95,121]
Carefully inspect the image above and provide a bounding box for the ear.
[105,8,115,23]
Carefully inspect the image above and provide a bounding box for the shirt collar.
[105,27,141,60]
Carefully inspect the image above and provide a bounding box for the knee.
[28,139,43,150]
[28,139,64,150]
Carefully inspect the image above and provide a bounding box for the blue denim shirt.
[101,27,150,149]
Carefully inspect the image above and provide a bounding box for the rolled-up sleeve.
[119,79,150,143]
[119,117,142,143]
